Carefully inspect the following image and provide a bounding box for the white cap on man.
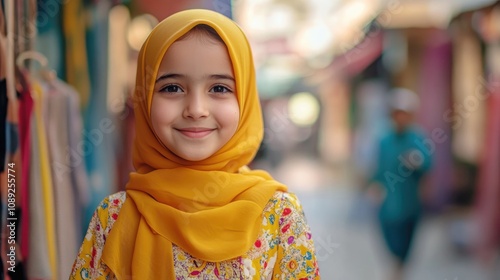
[389,88,420,113]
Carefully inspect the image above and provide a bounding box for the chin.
[178,151,212,162]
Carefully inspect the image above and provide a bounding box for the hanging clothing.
[82,0,115,233]
[44,79,83,280]
[17,72,34,267]
[115,100,135,191]
[0,79,9,280]
[2,77,28,280]
[62,0,90,109]
[475,72,500,262]
[65,81,90,238]
[416,39,453,210]
[35,1,65,80]
[0,78,6,280]
[21,74,88,280]
[27,81,57,279]
[0,79,7,172]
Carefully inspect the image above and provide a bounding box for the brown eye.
[210,85,232,94]
[160,84,183,93]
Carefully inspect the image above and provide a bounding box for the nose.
[183,91,209,119]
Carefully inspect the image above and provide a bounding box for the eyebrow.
[155,73,235,84]
[210,74,235,82]
[155,73,183,83]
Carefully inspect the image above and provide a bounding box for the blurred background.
[1,0,500,279]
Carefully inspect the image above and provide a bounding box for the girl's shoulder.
[72,192,127,279]
[97,191,127,212]
[266,191,303,213]
[262,191,308,229]
[93,191,127,232]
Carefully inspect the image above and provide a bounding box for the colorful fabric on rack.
[416,40,453,210]
[82,0,115,234]
[0,78,6,280]
[18,78,34,268]
[0,79,7,172]
[45,80,82,280]
[475,75,500,262]
[5,122,18,156]
[115,100,135,191]
[63,0,90,109]
[27,105,52,280]
[35,2,65,80]
[66,82,90,237]
[29,82,57,279]
[3,76,25,279]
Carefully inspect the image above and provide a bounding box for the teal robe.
[372,125,432,261]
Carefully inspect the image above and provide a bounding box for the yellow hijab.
[101,9,287,279]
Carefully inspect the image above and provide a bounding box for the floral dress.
[70,191,320,279]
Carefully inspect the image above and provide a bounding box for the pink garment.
[18,85,34,263]
[116,100,135,191]
[474,76,500,262]
[416,35,454,210]
[45,79,86,280]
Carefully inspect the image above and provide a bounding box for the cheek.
[150,98,177,128]
[223,101,240,133]
[229,110,240,133]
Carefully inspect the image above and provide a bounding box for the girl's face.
[150,33,240,161]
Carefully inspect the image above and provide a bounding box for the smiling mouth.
[176,128,215,138]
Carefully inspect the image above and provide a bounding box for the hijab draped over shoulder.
[101,9,287,279]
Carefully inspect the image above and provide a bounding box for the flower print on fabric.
[70,191,320,279]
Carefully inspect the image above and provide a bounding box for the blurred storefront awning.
[235,0,498,97]
[379,0,499,29]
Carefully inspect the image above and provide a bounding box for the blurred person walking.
[367,88,433,280]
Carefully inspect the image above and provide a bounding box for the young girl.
[70,9,320,279]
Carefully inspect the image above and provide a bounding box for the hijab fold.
[101,9,287,279]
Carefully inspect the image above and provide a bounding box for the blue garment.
[36,0,65,80]
[372,126,432,221]
[6,122,19,154]
[82,1,115,232]
[378,215,418,262]
[372,125,432,262]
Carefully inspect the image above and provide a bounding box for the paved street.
[257,154,500,280]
